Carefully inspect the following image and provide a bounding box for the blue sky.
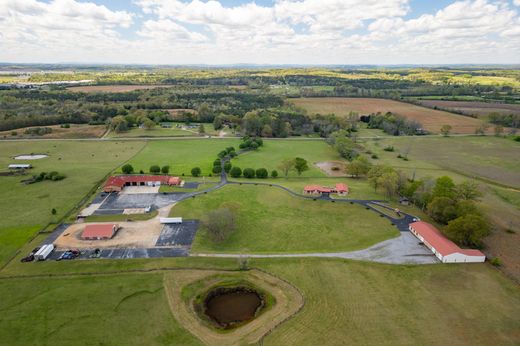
[1,0,519,64]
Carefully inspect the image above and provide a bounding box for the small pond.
[204,287,263,328]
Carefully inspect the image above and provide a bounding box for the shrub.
[217,150,228,158]
[139,170,144,174]
[243,168,255,178]
[490,257,502,267]
[121,164,134,174]
[161,165,170,174]
[383,146,394,152]
[203,208,236,243]
[191,167,201,177]
[11,131,17,136]
[371,154,379,159]
[149,165,160,174]
[230,166,242,178]
[255,168,268,179]
[271,170,278,178]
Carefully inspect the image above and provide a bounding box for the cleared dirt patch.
[314,161,346,176]
[292,97,486,134]
[67,85,174,92]
[163,269,303,345]
[417,100,520,117]
[14,154,48,160]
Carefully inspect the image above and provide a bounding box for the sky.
[1,0,520,65]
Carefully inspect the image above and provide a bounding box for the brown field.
[417,100,520,117]
[291,97,486,134]
[67,85,173,92]
[0,124,106,139]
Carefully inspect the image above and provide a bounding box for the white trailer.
[160,217,183,224]
[34,244,54,261]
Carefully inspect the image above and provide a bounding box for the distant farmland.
[291,97,486,134]
[416,100,520,117]
[67,85,174,93]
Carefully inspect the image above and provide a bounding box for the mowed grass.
[292,97,486,134]
[259,258,520,345]
[171,185,398,253]
[0,140,145,264]
[0,273,200,346]
[124,139,240,176]
[231,139,342,178]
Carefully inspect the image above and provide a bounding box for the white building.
[409,221,485,263]
[8,164,32,169]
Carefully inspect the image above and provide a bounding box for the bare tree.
[204,208,236,243]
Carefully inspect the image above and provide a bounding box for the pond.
[204,287,263,328]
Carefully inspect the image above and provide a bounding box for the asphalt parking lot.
[97,192,187,210]
[155,220,200,246]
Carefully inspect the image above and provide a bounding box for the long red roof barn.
[81,224,119,240]
[103,175,182,192]
[409,221,485,263]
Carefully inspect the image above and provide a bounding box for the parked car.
[20,247,41,263]
[56,250,80,261]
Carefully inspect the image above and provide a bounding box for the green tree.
[224,162,232,173]
[255,168,268,178]
[230,166,242,178]
[198,123,205,135]
[440,124,452,136]
[454,181,482,201]
[161,165,170,174]
[212,165,222,174]
[293,157,309,176]
[51,208,57,215]
[367,165,394,192]
[121,164,134,174]
[278,159,294,178]
[377,171,399,198]
[445,214,490,247]
[427,197,457,224]
[432,176,456,199]
[191,167,201,177]
[150,165,160,174]
[243,168,255,178]
[141,118,155,130]
[271,170,278,178]
[346,156,371,178]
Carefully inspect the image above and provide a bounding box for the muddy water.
[205,290,262,326]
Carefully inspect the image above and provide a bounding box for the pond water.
[14,154,48,160]
[204,288,262,327]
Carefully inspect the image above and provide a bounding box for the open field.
[0,257,519,345]
[231,139,341,178]
[124,139,240,176]
[417,99,520,117]
[291,97,486,134]
[107,123,218,138]
[171,184,398,253]
[0,140,145,264]
[0,124,106,139]
[67,85,175,92]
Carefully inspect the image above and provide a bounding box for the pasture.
[171,184,398,253]
[292,97,486,134]
[107,123,218,138]
[416,100,520,117]
[0,124,106,139]
[67,85,174,92]
[0,140,145,264]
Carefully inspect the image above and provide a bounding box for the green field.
[107,123,219,138]
[124,139,240,177]
[0,140,145,264]
[231,139,341,178]
[171,184,398,253]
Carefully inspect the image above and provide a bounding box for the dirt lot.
[67,85,174,92]
[314,161,346,176]
[0,124,106,139]
[417,100,520,117]
[291,97,487,134]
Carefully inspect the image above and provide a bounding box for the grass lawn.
[231,139,342,178]
[171,184,398,253]
[124,139,240,177]
[108,123,220,138]
[0,140,145,265]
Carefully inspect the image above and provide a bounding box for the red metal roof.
[335,183,349,192]
[409,221,484,257]
[82,224,118,239]
[104,175,181,190]
[304,184,349,193]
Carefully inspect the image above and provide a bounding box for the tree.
[150,165,160,174]
[230,166,242,178]
[454,181,482,201]
[440,124,452,137]
[198,123,205,135]
[261,124,273,137]
[278,159,294,178]
[368,165,393,192]
[51,208,57,215]
[111,116,128,133]
[161,165,170,174]
[255,168,268,178]
[271,170,278,178]
[204,208,236,243]
[243,168,255,178]
[121,164,134,174]
[293,157,309,176]
[432,176,456,199]
[213,116,223,130]
[377,171,399,198]
[445,214,490,247]
[141,118,155,130]
[346,156,371,178]
[428,197,457,224]
[212,165,222,174]
[224,161,232,173]
[191,167,201,177]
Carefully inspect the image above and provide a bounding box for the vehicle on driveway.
[57,249,80,261]
[20,247,41,263]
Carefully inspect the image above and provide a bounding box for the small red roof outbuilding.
[81,224,119,240]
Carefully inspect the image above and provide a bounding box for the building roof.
[104,175,180,190]
[8,164,31,168]
[335,183,349,192]
[304,183,349,193]
[409,221,484,257]
[82,224,118,239]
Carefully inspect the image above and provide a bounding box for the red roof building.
[103,175,182,192]
[303,183,349,196]
[409,221,485,263]
[81,224,119,240]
